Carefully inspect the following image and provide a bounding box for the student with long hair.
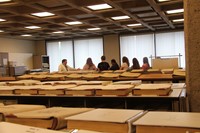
[83,57,97,70]
[131,58,140,70]
[120,56,130,70]
[110,59,119,70]
[141,57,150,71]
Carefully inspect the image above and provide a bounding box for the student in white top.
[83,58,97,70]
[58,59,76,72]
[120,56,130,70]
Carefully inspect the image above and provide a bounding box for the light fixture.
[87,28,101,31]
[0,0,11,2]
[157,0,170,2]
[31,12,55,17]
[127,23,142,27]
[21,34,32,37]
[25,26,41,29]
[0,30,4,32]
[65,21,83,25]
[0,18,6,22]
[52,31,64,34]
[111,16,130,20]
[87,4,112,11]
[166,9,184,14]
[172,19,184,22]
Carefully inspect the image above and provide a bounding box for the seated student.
[58,59,76,72]
[130,58,140,70]
[120,56,130,70]
[98,56,110,71]
[109,59,119,70]
[83,58,97,70]
[141,57,150,71]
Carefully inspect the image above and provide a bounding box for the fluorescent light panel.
[25,26,41,29]
[172,19,184,22]
[65,21,82,25]
[52,31,64,34]
[21,34,32,37]
[0,18,6,22]
[157,0,170,2]
[166,9,184,14]
[31,12,55,17]
[111,16,130,20]
[0,0,11,2]
[87,4,112,10]
[127,23,142,27]
[87,28,101,31]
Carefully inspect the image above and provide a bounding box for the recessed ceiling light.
[0,30,4,32]
[87,28,101,31]
[25,26,41,29]
[0,18,6,22]
[172,19,184,22]
[127,23,142,27]
[87,4,112,11]
[166,9,184,14]
[31,12,55,17]
[65,21,83,25]
[0,0,11,2]
[157,0,170,2]
[111,16,130,20]
[21,34,32,37]
[52,31,64,34]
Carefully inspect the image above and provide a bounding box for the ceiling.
[0,0,184,40]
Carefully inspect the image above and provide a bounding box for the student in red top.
[141,57,150,71]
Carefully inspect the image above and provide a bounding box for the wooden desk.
[0,76,16,81]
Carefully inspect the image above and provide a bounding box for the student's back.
[98,62,110,71]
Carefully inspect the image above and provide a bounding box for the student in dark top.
[130,58,140,70]
[109,59,119,70]
[97,55,110,71]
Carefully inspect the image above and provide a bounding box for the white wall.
[0,37,36,69]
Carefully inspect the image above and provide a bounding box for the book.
[14,85,40,95]
[132,84,172,96]
[7,80,41,86]
[6,107,93,130]
[65,85,102,96]
[0,104,46,121]
[65,109,144,133]
[113,80,142,86]
[0,86,15,95]
[38,85,76,95]
[0,122,67,133]
[120,72,141,78]
[95,85,134,96]
[133,111,200,133]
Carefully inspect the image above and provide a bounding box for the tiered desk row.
[0,104,199,133]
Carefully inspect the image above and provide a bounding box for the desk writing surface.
[134,84,171,90]
[0,122,65,133]
[138,74,172,79]
[65,109,143,123]
[13,107,93,119]
[133,111,200,128]
[0,77,16,81]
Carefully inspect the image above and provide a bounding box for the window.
[155,31,185,68]
[120,34,155,67]
[46,40,73,72]
[74,38,103,68]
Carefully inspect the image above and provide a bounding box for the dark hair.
[122,56,130,67]
[143,57,150,67]
[111,59,117,64]
[101,55,106,60]
[86,57,94,67]
[132,58,140,69]
[62,59,67,63]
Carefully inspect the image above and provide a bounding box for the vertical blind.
[74,38,103,68]
[120,31,185,68]
[120,34,155,66]
[46,40,73,72]
[46,38,103,72]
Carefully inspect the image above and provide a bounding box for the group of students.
[58,56,150,72]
